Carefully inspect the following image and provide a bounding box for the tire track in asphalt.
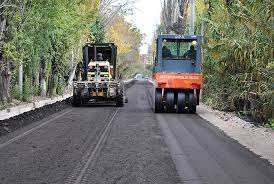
[65,108,120,184]
[80,81,182,184]
[144,82,154,111]
[65,81,135,184]
[145,82,202,183]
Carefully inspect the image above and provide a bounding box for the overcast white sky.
[127,0,162,54]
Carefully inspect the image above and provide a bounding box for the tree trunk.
[1,64,12,103]
[162,0,176,34]
[0,7,7,44]
[0,8,7,103]
[161,0,189,34]
[48,56,58,97]
[18,63,23,96]
[68,50,76,85]
[68,65,77,85]
[178,0,188,34]
[40,53,47,97]
[40,76,46,97]
[48,74,53,97]
[0,67,3,103]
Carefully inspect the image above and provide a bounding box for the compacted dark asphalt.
[0,81,273,184]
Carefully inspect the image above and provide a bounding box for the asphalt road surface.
[0,81,273,184]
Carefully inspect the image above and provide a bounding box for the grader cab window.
[86,47,112,63]
[162,39,197,60]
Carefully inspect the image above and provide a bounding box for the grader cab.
[72,43,124,107]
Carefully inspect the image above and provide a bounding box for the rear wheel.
[188,92,197,114]
[166,89,175,113]
[155,88,163,113]
[116,85,124,107]
[72,93,81,107]
[177,90,186,113]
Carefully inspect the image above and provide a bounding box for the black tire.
[125,96,129,103]
[116,86,124,107]
[189,92,197,114]
[72,94,81,107]
[177,91,186,113]
[166,89,175,113]
[155,88,163,113]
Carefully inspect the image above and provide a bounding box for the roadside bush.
[22,77,32,102]
[264,119,274,130]
[11,85,21,100]
[56,77,66,95]
[202,0,273,123]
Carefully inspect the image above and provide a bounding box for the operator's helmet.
[97,53,103,61]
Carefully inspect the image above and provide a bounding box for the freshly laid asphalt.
[0,81,273,184]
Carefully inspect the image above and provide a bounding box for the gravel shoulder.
[0,99,71,137]
[197,104,274,165]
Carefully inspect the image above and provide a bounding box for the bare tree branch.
[160,0,189,34]
[0,0,9,9]
[98,0,134,27]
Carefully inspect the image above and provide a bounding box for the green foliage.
[22,77,32,102]
[1,0,142,104]
[11,85,21,100]
[90,19,106,43]
[1,0,100,101]
[145,64,154,72]
[202,0,273,123]
[56,76,66,95]
[264,119,274,130]
[106,16,143,79]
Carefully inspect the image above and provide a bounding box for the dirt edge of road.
[0,80,135,137]
[0,99,72,137]
[197,104,274,165]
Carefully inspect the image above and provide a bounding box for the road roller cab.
[153,34,203,113]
